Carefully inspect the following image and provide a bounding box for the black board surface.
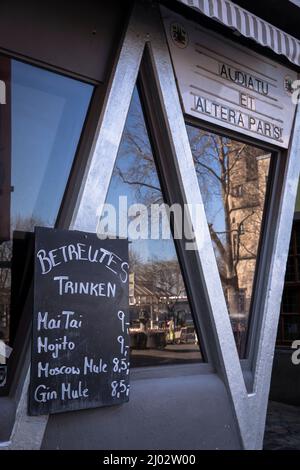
[29,227,129,415]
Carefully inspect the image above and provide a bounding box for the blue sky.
[11,60,93,228]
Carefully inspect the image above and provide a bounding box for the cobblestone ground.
[264,401,300,450]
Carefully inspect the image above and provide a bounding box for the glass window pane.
[282,288,299,314]
[186,124,271,357]
[101,87,203,367]
[277,223,300,346]
[296,228,300,254]
[288,231,295,256]
[283,316,300,342]
[0,55,93,390]
[285,256,296,282]
[11,60,93,228]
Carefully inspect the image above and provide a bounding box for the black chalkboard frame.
[29,227,130,416]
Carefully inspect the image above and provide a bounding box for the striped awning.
[177,0,300,67]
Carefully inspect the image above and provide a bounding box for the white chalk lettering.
[37,335,75,359]
[37,311,60,331]
[35,243,126,280]
[83,357,108,375]
[61,381,89,400]
[120,262,129,283]
[37,311,82,330]
[34,384,57,403]
[37,362,80,378]
[53,276,116,297]
[62,311,82,329]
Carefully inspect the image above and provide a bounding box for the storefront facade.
[0,0,300,450]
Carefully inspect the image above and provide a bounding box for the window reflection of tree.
[187,126,270,355]
[112,91,195,358]
[114,101,270,355]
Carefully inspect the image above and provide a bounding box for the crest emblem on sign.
[170,22,188,48]
[0,79,6,104]
[284,75,294,95]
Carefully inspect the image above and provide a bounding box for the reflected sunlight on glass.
[186,124,271,357]
[0,56,92,385]
[104,87,202,367]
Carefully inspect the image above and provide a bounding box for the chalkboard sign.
[29,227,130,416]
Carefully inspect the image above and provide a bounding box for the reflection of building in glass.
[187,124,271,355]
[227,153,270,351]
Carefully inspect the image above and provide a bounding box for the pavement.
[264,401,300,450]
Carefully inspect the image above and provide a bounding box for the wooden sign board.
[161,6,298,149]
[29,227,129,415]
